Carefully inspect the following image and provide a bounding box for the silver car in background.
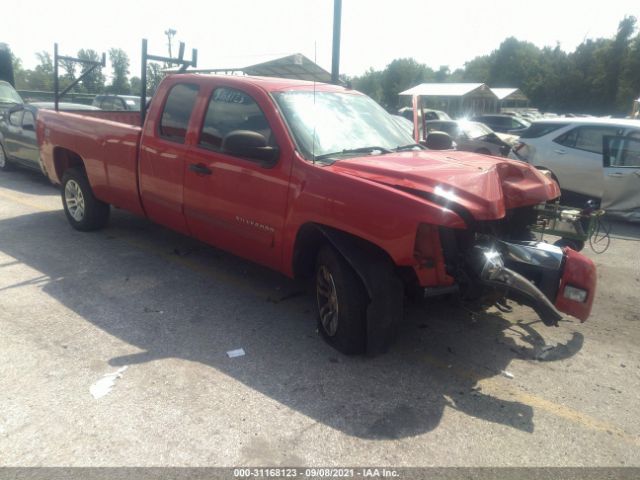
[425,120,515,157]
[510,118,640,219]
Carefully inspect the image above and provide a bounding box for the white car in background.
[510,118,640,219]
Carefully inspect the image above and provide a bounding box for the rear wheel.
[315,245,368,355]
[0,144,13,171]
[61,168,110,231]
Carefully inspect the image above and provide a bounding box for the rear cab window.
[159,83,200,143]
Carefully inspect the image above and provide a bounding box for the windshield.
[0,81,23,105]
[273,91,415,162]
[459,120,493,139]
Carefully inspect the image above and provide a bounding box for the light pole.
[164,29,177,61]
[331,0,342,84]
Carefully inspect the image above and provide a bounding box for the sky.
[3,0,639,79]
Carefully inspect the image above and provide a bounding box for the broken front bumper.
[470,241,596,325]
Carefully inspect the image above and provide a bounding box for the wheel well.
[53,148,84,183]
[292,224,329,279]
[291,223,397,281]
[293,223,405,355]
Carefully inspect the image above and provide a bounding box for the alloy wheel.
[317,265,339,336]
[64,180,86,222]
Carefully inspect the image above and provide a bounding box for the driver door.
[183,84,291,270]
[602,135,640,215]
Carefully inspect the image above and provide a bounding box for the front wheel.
[61,168,110,231]
[315,245,368,355]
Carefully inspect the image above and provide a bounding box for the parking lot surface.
[1,169,639,466]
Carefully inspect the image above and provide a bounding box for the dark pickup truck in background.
[36,73,597,355]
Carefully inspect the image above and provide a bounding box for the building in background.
[400,83,498,118]
[490,88,530,112]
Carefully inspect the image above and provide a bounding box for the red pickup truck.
[37,74,596,355]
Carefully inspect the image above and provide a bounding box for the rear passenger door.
[138,82,200,234]
[183,84,291,270]
[551,125,622,197]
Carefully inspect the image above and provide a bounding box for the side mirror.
[222,130,279,167]
[424,131,453,150]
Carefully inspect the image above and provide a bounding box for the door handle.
[553,149,566,155]
[189,163,212,175]
[606,172,624,177]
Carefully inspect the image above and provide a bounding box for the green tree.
[351,68,383,104]
[77,49,106,93]
[23,51,54,91]
[618,29,640,115]
[146,62,165,96]
[107,48,131,94]
[59,58,77,92]
[0,43,16,86]
[380,58,434,109]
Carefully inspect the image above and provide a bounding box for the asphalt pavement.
[1,168,639,467]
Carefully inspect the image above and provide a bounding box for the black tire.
[315,245,368,355]
[0,144,13,172]
[61,167,110,231]
[475,148,491,155]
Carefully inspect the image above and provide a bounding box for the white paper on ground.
[90,366,128,399]
[227,348,246,358]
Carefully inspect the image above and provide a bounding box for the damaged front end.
[439,213,596,325]
[469,241,563,326]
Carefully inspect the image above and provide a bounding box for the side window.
[199,87,273,152]
[426,122,441,133]
[608,137,640,168]
[101,98,115,110]
[159,83,200,143]
[554,128,579,148]
[9,110,23,126]
[113,98,126,111]
[575,127,621,154]
[22,112,35,130]
[556,126,622,154]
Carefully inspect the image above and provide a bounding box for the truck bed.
[37,109,145,216]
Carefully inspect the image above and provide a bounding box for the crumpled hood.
[328,150,560,221]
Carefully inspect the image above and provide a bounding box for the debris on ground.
[90,366,128,399]
[501,370,515,379]
[143,307,164,314]
[227,348,246,358]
